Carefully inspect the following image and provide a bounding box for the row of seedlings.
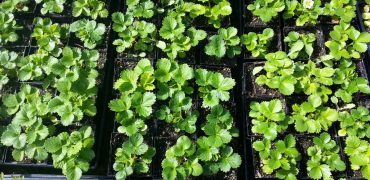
[0,0,112,179]
[108,0,243,179]
[242,0,370,179]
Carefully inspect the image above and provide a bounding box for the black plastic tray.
[239,1,370,179]
[0,0,117,176]
[2,0,370,179]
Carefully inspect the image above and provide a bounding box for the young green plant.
[253,134,301,180]
[70,19,106,49]
[241,28,274,58]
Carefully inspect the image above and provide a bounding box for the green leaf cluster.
[110,58,236,136]
[35,0,65,15]
[109,57,240,179]
[112,12,156,53]
[48,47,99,126]
[31,17,69,56]
[254,53,338,99]
[245,1,370,180]
[0,47,99,152]
[110,59,157,180]
[202,0,232,28]
[0,12,21,45]
[126,0,155,19]
[113,133,155,180]
[282,0,356,26]
[291,97,338,133]
[0,49,18,92]
[249,99,292,140]
[70,19,106,49]
[167,0,232,28]
[363,4,370,28]
[158,15,207,59]
[0,0,30,12]
[247,0,285,23]
[112,0,236,60]
[332,60,370,103]
[16,50,56,81]
[338,106,370,138]
[323,0,357,23]
[205,27,241,58]
[0,9,102,180]
[293,61,335,101]
[195,68,235,108]
[248,0,357,26]
[1,85,51,161]
[241,28,274,58]
[344,136,370,179]
[162,136,202,180]
[306,133,346,179]
[110,59,156,136]
[72,0,108,19]
[254,51,296,95]
[154,58,198,133]
[200,105,237,148]
[325,22,370,60]
[44,126,95,180]
[150,0,233,59]
[197,105,240,175]
[200,145,241,175]
[162,134,241,180]
[160,97,240,180]
[284,31,316,59]
[112,0,157,54]
[253,134,301,180]
[285,0,323,26]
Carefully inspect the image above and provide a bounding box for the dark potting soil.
[156,119,194,139]
[356,60,369,80]
[284,95,308,114]
[12,0,37,16]
[199,170,238,180]
[195,65,233,79]
[296,136,313,178]
[349,170,364,179]
[98,49,107,70]
[152,137,177,177]
[156,48,197,65]
[115,49,156,61]
[319,15,340,26]
[3,19,33,48]
[355,97,370,109]
[198,53,237,68]
[0,147,5,163]
[191,15,231,30]
[3,46,27,56]
[243,4,281,28]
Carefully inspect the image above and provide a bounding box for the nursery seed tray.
[1,0,370,179]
